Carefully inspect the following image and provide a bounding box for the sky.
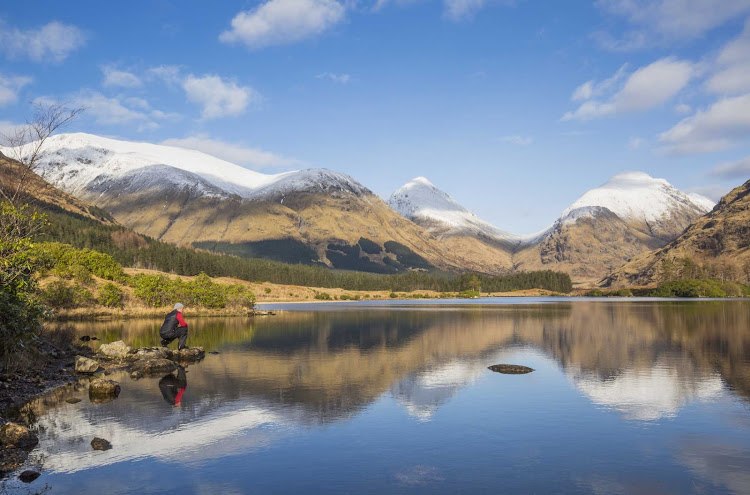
[1,0,750,233]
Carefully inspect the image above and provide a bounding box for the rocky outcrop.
[132,347,172,360]
[173,347,205,362]
[88,378,121,402]
[0,423,38,450]
[130,358,178,378]
[91,437,112,451]
[98,341,132,359]
[75,356,100,374]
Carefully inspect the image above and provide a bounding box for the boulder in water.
[133,347,173,361]
[173,347,205,362]
[0,423,38,449]
[19,470,40,483]
[89,378,121,401]
[488,364,534,374]
[130,358,178,375]
[75,356,100,374]
[91,437,112,451]
[98,340,132,359]
[65,397,82,404]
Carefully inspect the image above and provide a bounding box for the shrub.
[42,280,94,308]
[458,290,480,298]
[226,284,256,310]
[340,294,351,300]
[98,282,124,308]
[314,292,332,300]
[389,292,398,299]
[264,287,272,294]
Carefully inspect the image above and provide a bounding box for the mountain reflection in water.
[13,300,750,494]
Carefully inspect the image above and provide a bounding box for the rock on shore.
[98,341,132,359]
[75,356,100,374]
[130,358,178,378]
[0,423,38,450]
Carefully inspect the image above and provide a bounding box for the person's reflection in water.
[159,365,187,407]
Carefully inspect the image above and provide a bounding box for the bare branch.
[0,102,84,205]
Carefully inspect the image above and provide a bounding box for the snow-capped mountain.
[5,133,369,202]
[388,172,714,281]
[559,171,714,239]
[388,177,547,249]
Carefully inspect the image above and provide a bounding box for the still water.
[7,299,750,494]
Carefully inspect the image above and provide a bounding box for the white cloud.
[659,93,750,154]
[101,66,142,88]
[219,0,346,49]
[0,74,32,107]
[628,137,645,149]
[688,185,733,201]
[161,135,303,169]
[0,21,85,63]
[147,65,183,85]
[708,155,750,179]
[0,121,24,142]
[706,19,750,94]
[498,135,533,146]
[182,74,259,120]
[563,58,694,121]
[595,0,750,49]
[674,103,692,114]
[444,0,486,20]
[316,72,351,84]
[570,64,628,101]
[73,91,157,131]
[124,97,150,110]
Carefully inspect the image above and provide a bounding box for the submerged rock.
[89,378,121,402]
[90,437,112,451]
[133,347,172,361]
[173,347,205,362]
[0,423,38,449]
[19,470,40,483]
[488,364,535,374]
[65,397,82,404]
[130,358,178,376]
[98,340,132,359]
[75,356,100,374]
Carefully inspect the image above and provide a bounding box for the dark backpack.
[160,310,179,337]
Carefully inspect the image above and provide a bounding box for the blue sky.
[1,0,750,232]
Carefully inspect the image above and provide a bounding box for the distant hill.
[4,133,467,274]
[389,172,713,283]
[604,179,750,287]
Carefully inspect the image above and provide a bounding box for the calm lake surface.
[7,298,750,494]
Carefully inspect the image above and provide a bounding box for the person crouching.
[160,303,188,350]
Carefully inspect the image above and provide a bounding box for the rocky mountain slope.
[605,179,750,287]
[3,133,469,274]
[390,172,714,282]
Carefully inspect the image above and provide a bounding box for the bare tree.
[0,102,84,205]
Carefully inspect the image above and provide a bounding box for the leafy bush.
[42,280,94,308]
[34,242,125,282]
[652,279,727,298]
[264,287,272,294]
[314,292,332,300]
[389,292,398,299]
[98,282,124,308]
[458,290,480,298]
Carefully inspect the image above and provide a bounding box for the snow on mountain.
[560,171,714,225]
[388,177,547,247]
[3,133,369,201]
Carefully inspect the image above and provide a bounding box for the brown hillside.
[605,179,750,287]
